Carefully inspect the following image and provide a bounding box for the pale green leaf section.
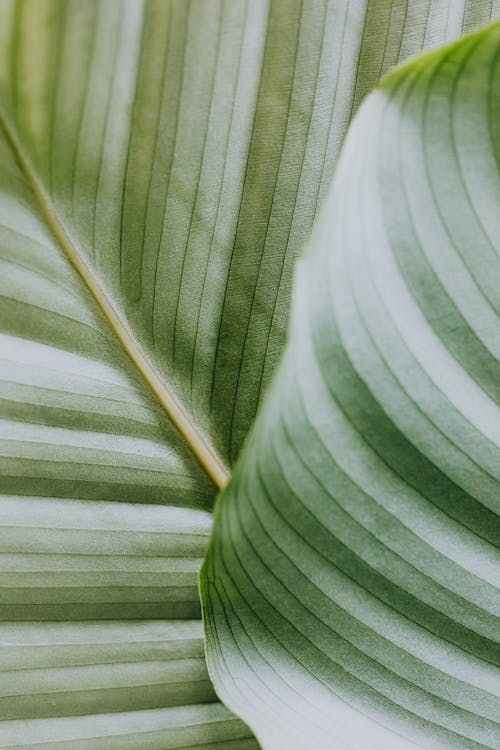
[1,0,499,748]
[0,496,211,621]
[0,620,215,719]
[0,493,260,746]
[0,705,258,750]
[202,24,500,750]
[0,127,214,506]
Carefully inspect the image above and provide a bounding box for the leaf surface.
[0,0,499,747]
[202,22,500,750]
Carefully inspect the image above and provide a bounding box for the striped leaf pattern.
[0,1,499,748]
[202,23,500,750]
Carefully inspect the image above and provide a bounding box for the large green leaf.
[1,0,499,747]
[202,22,500,750]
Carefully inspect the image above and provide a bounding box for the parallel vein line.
[0,111,229,491]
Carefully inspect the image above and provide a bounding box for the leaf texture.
[0,496,211,621]
[202,22,500,750]
[0,0,499,748]
[0,620,215,719]
[3,0,497,464]
[0,706,258,750]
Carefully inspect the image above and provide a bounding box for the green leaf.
[1,0,499,746]
[0,619,259,749]
[202,22,500,750]
[0,496,212,621]
[0,620,215,718]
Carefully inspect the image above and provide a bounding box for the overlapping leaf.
[202,23,500,750]
[0,0,499,747]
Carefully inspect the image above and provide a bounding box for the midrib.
[0,110,229,492]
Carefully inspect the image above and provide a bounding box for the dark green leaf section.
[202,25,500,750]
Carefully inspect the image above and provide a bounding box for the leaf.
[202,22,500,750]
[1,0,498,747]
[0,616,259,749]
[0,495,212,621]
[0,620,215,719]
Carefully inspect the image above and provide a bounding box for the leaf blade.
[1,1,499,747]
[0,109,228,488]
[202,22,500,750]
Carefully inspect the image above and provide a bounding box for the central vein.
[0,110,229,492]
